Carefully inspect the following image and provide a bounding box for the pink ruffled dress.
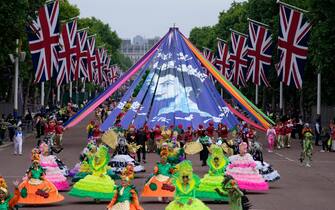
[40,155,70,191]
[226,153,269,191]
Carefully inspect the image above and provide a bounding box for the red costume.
[206,122,215,138]
[217,123,228,139]
[184,126,193,142]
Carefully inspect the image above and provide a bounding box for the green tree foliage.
[189,0,335,117]
[0,0,131,109]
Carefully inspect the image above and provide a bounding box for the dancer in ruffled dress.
[107,164,143,210]
[196,144,229,201]
[142,149,175,200]
[69,145,115,201]
[226,142,269,191]
[165,160,210,210]
[0,176,19,210]
[249,141,280,182]
[39,143,69,191]
[18,152,64,205]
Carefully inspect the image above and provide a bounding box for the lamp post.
[9,39,26,118]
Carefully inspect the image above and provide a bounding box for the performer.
[276,123,285,149]
[109,132,145,173]
[0,176,19,210]
[69,145,115,201]
[18,152,64,205]
[285,120,293,148]
[54,120,64,149]
[165,160,210,210]
[86,120,95,139]
[300,124,314,167]
[196,144,229,201]
[197,125,212,166]
[39,143,70,191]
[249,141,280,182]
[107,164,143,210]
[206,121,215,139]
[184,126,193,143]
[142,149,175,200]
[226,142,269,191]
[217,123,228,141]
[136,127,147,163]
[216,175,252,210]
[266,125,276,152]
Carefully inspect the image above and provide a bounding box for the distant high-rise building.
[120,35,160,64]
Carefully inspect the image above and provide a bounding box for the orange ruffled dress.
[142,162,175,197]
[18,166,64,205]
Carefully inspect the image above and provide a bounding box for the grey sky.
[68,0,243,39]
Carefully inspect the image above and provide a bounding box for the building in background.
[121,36,160,64]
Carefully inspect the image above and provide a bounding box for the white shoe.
[320,150,325,152]
[306,163,311,167]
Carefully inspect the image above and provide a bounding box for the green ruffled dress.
[196,155,229,200]
[166,174,210,210]
[69,148,115,200]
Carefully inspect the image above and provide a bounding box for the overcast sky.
[68,0,243,39]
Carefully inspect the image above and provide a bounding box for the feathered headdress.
[175,160,193,179]
[121,164,135,182]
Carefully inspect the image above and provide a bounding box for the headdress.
[121,164,135,182]
[175,160,193,181]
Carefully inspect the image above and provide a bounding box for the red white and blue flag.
[27,0,59,83]
[202,47,216,76]
[85,36,96,82]
[229,31,248,87]
[215,39,230,79]
[73,30,88,80]
[57,20,77,86]
[276,2,312,89]
[94,48,106,85]
[246,20,272,87]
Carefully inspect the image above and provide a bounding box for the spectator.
[314,119,322,146]
[13,127,23,155]
[0,119,7,145]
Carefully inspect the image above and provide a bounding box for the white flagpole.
[57,85,60,104]
[14,39,19,113]
[279,82,283,112]
[255,84,259,105]
[82,77,85,93]
[41,82,45,106]
[317,73,321,115]
[69,81,73,100]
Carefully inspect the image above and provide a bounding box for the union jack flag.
[72,30,88,80]
[94,48,106,85]
[107,65,119,85]
[202,47,216,76]
[103,55,111,85]
[246,21,273,87]
[85,37,96,82]
[57,20,77,86]
[215,39,230,79]
[276,3,312,89]
[229,31,248,87]
[27,0,59,83]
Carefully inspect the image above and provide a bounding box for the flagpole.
[255,84,259,105]
[221,88,223,97]
[276,0,309,13]
[41,82,45,107]
[279,82,283,114]
[69,81,73,101]
[57,85,60,104]
[317,72,321,116]
[14,39,19,115]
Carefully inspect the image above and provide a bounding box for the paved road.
[1,116,334,210]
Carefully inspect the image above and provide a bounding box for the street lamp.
[9,39,26,118]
